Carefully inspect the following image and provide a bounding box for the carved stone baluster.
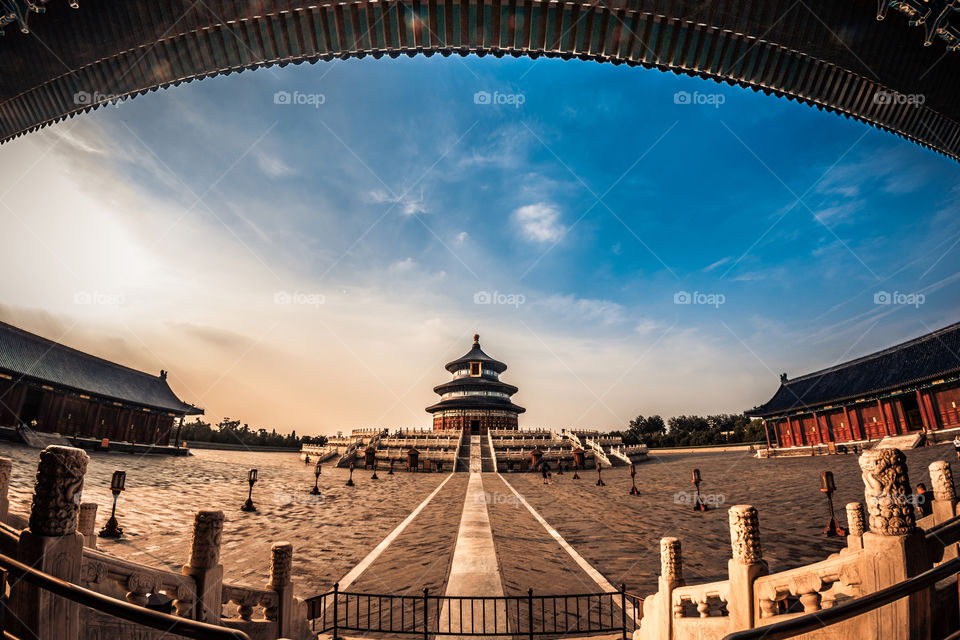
[859,448,915,535]
[268,541,294,629]
[125,572,154,607]
[77,502,98,549]
[696,599,710,618]
[929,460,957,524]
[858,448,930,639]
[0,456,12,523]
[846,502,866,549]
[182,510,224,624]
[12,445,88,640]
[727,505,767,631]
[798,591,822,612]
[171,584,194,618]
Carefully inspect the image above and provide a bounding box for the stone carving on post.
[858,448,915,535]
[268,542,295,635]
[729,505,762,565]
[929,460,956,502]
[660,537,683,586]
[182,510,224,624]
[727,505,767,632]
[846,502,866,550]
[13,445,89,640]
[858,448,930,640]
[0,456,12,523]
[77,502,98,549]
[638,537,684,640]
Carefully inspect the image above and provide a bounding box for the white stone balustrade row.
[635,450,960,640]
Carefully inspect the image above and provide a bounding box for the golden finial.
[473,333,480,344]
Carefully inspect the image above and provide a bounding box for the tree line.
[609,413,766,448]
[176,418,328,449]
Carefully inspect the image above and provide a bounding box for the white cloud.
[513,202,566,243]
[255,150,296,178]
[454,231,469,244]
[368,188,427,216]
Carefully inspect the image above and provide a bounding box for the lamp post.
[99,470,126,538]
[629,463,639,495]
[241,468,258,512]
[691,468,707,511]
[596,461,606,487]
[572,461,580,480]
[346,462,356,487]
[371,460,379,480]
[820,471,847,537]
[310,461,322,496]
[388,458,394,475]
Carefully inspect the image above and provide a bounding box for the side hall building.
[746,321,960,449]
[0,321,202,445]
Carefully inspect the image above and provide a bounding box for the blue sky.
[0,55,958,434]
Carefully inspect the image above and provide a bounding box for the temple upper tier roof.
[444,335,508,374]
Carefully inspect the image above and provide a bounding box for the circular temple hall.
[425,334,525,434]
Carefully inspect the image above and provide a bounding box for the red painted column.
[763,420,772,449]
[915,390,930,433]
[842,405,853,441]
[878,399,891,437]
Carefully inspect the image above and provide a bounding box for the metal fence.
[305,584,643,639]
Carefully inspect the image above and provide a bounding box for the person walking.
[954,435,960,461]
[916,483,933,518]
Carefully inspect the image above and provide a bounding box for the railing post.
[332,582,340,640]
[268,542,295,637]
[619,583,627,640]
[181,510,224,624]
[423,587,429,640]
[0,457,12,524]
[76,502,98,549]
[727,505,768,631]
[527,588,534,640]
[12,445,88,640]
[859,448,930,640]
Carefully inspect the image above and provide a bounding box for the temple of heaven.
[426,334,525,434]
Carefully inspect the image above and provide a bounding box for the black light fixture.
[99,470,126,538]
[629,464,639,495]
[346,462,355,487]
[691,468,707,511]
[820,471,846,537]
[595,461,606,487]
[371,459,379,480]
[310,461,322,496]
[241,468,258,512]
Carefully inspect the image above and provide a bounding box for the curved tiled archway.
[1,0,959,161]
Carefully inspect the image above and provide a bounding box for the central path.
[439,470,508,636]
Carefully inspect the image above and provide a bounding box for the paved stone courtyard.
[0,441,955,600]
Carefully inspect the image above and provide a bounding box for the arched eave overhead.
[1,0,959,162]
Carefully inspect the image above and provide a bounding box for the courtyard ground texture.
[0,441,955,601]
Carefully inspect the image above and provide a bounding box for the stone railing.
[635,450,960,640]
[753,548,863,620]
[0,449,312,640]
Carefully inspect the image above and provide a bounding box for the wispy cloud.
[513,202,566,243]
